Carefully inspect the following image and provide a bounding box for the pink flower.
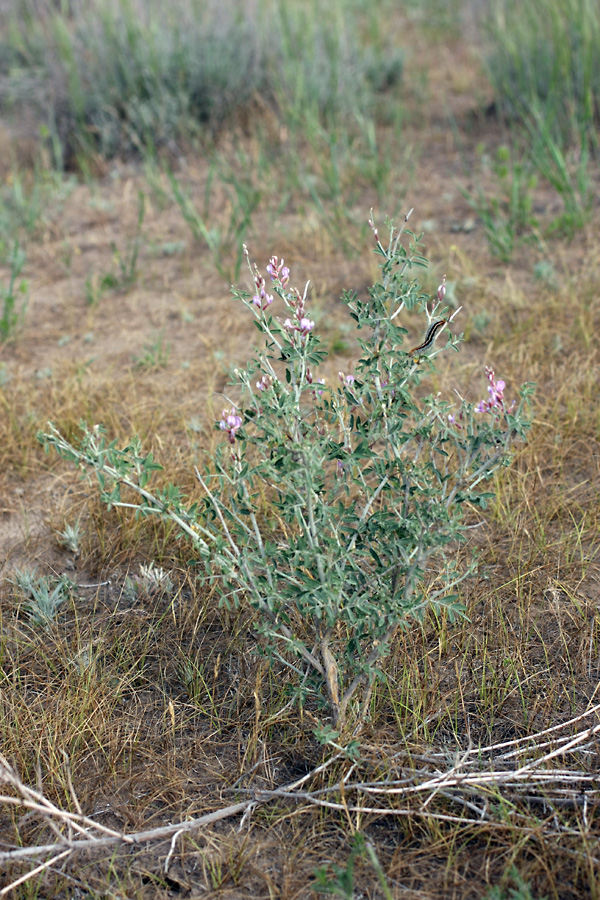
[284,316,314,338]
[256,374,272,391]
[298,317,314,335]
[266,256,290,287]
[252,291,273,310]
[219,408,243,444]
[253,292,273,309]
[437,276,446,303]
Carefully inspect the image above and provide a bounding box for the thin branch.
[0,849,71,897]
[0,801,253,864]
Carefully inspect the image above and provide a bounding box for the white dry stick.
[164,828,185,875]
[0,800,254,865]
[0,849,72,897]
[0,755,127,844]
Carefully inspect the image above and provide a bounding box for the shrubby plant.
[40,214,532,730]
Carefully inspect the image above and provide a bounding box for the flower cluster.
[256,374,273,392]
[266,256,290,286]
[448,367,514,428]
[476,367,509,415]
[252,268,274,311]
[284,315,315,336]
[219,408,243,444]
[282,278,314,338]
[248,254,315,338]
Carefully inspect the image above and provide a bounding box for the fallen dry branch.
[2,710,600,892]
[0,798,254,863]
[0,747,346,894]
[235,709,600,837]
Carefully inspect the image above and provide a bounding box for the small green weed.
[9,569,73,627]
[55,521,82,554]
[84,192,145,304]
[134,332,171,369]
[526,111,593,237]
[313,834,393,900]
[122,562,174,603]
[487,866,548,900]
[462,146,539,261]
[168,163,260,282]
[0,241,28,341]
[109,190,146,291]
[0,168,75,241]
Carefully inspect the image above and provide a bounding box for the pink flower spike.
[476,367,509,415]
[267,256,290,286]
[298,317,314,335]
[219,408,243,444]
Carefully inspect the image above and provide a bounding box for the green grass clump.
[1,0,403,167]
[472,0,600,245]
[3,0,265,164]
[486,0,600,148]
[0,241,27,341]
